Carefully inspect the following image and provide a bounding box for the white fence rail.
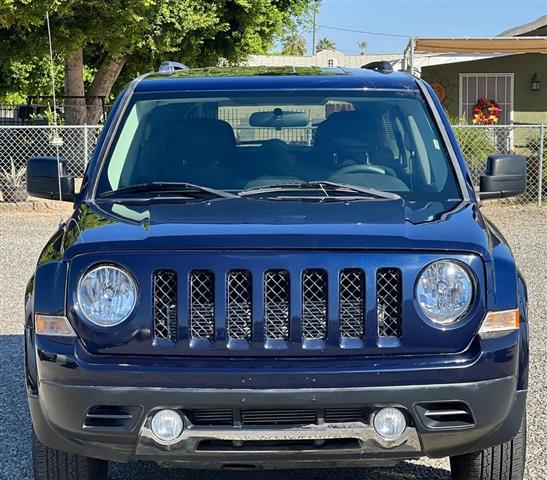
[0,124,545,205]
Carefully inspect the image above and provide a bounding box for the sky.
[303,0,547,55]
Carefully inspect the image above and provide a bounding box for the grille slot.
[376,268,402,338]
[241,409,317,425]
[324,407,367,423]
[227,270,253,340]
[302,270,328,340]
[190,270,215,340]
[187,409,233,426]
[339,269,365,339]
[84,405,141,430]
[415,402,475,429]
[153,270,178,340]
[264,270,290,340]
[197,439,361,451]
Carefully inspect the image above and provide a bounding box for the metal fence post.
[83,124,89,170]
[539,124,545,206]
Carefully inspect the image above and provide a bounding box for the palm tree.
[316,37,336,53]
[358,40,368,55]
[282,34,307,56]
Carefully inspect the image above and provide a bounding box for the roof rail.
[158,61,190,76]
[361,61,394,74]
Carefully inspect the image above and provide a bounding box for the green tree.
[358,40,368,55]
[0,0,315,124]
[0,57,64,105]
[281,33,307,55]
[316,37,336,52]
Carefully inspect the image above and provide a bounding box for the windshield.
[95,90,462,201]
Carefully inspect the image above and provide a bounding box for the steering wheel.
[331,164,389,177]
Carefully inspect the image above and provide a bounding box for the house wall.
[245,51,402,68]
[422,53,547,124]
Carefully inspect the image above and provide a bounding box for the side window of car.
[107,105,140,190]
[405,110,451,192]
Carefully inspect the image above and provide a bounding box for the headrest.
[315,111,379,149]
[178,118,236,167]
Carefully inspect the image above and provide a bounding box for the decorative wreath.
[472,98,502,125]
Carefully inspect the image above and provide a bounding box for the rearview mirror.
[27,157,75,202]
[249,108,309,129]
[479,154,527,200]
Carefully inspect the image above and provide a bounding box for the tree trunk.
[85,57,126,125]
[64,49,87,125]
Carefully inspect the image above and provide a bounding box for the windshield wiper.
[100,182,236,199]
[238,181,401,200]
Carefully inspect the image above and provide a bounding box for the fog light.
[150,409,184,444]
[373,408,407,440]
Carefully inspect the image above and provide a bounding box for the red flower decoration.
[472,98,502,125]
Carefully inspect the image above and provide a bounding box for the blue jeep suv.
[25,64,529,480]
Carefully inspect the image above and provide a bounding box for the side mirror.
[26,157,75,202]
[479,154,527,200]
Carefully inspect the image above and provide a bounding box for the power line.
[317,24,411,38]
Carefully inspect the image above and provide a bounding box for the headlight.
[78,265,137,326]
[416,260,473,325]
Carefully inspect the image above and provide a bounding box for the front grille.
[376,268,402,338]
[190,270,215,340]
[339,269,365,339]
[264,270,290,340]
[153,270,178,340]
[227,270,253,340]
[302,270,328,340]
[186,407,369,427]
[159,263,404,350]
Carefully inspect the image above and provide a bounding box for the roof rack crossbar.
[158,61,190,76]
[361,61,394,74]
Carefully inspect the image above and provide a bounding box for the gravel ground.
[0,206,545,480]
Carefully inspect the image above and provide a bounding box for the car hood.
[58,198,492,258]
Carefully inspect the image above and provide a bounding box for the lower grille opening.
[186,407,369,426]
[221,464,260,471]
[324,407,368,423]
[84,405,141,430]
[242,409,317,425]
[415,402,475,429]
[187,409,234,426]
[197,438,361,452]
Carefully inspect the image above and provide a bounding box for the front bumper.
[28,326,527,468]
[30,376,526,468]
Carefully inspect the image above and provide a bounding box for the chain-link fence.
[453,125,545,205]
[0,124,545,206]
[0,126,101,203]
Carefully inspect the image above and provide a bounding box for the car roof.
[134,66,419,93]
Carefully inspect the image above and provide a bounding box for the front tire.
[33,431,108,480]
[450,414,526,480]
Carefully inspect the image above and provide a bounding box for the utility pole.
[312,7,317,55]
[409,36,415,75]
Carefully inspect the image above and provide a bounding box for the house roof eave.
[499,15,547,37]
